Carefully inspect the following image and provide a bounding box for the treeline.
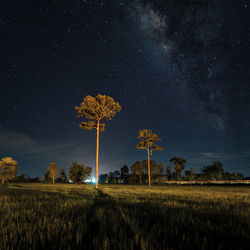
[0,156,248,185]
[99,159,246,185]
[0,158,92,184]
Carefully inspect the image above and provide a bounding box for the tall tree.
[136,129,163,187]
[170,157,187,181]
[68,161,92,183]
[130,161,145,184]
[47,162,58,184]
[0,157,18,184]
[75,94,122,188]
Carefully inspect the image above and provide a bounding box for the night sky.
[1,0,250,177]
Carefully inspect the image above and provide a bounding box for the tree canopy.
[68,161,92,183]
[75,94,122,132]
[170,157,187,181]
[136,129,164,155]
[0,157,18,184]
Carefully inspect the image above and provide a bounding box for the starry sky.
[1,0,250,177]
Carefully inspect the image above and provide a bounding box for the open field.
[0,184,249,250]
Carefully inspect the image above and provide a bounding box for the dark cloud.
[0,129,71,156]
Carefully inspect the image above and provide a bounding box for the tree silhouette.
[136,129,163,187]
[166,165,172,180]
[57,167,67,183]
[202,161,224,180]
[75,94,122,188]
[170,157,187,181]
[142,160,163,183]
[120,165,129,184]
[130,161,145,184]
[185,167,195,181]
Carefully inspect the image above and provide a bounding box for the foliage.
[47,162,58,184]
[57,167,67,183]
[75,94,122,188]
[99,174,109,184]
[136,129,163,155]
[136,129,163,186]
[0,157,18,184]
[0,184,249,249]
[202,161,224,180]
[120,165,129,184]
[68,161,92,183]
[130,161,145,184]
[75,94,122,131]
[142,160,163,176]
[170,157,187,181]
[166,165,172,180]
[185,167,196,181]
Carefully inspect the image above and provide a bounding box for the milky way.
[130,0,250,131]
[0,0,249,176]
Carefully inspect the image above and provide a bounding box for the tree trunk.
[96,121,100,189]
[139,174,141,184]
[147,148,151,187]
[53,177,55,184]
[1,178,4,184]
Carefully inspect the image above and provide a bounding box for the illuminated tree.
[136,129,163,187]
[0,157,18,184]
[68,161,92,183]
[75,94,122,188]
[47,162,58,184]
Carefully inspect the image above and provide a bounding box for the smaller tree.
[120,165,129,184]
[170,157,187,181]
[130,161,145,184]
[108,171,120,184]
[47,162,58,184]
[136,129,163,187]
[68,161,92,183]
[166,165,172,180]
[185,168,195,181]
[0,157,18,184]
[142,160,163,183]
[99,174,109,184]
[202,161,224,180]
[57,167,67,183]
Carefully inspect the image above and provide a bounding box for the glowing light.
[84,177,96,183]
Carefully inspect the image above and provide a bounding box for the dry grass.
[0,184,249,249]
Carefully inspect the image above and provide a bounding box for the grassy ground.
[0,184,249,250]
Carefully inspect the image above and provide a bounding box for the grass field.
[0,184,249,250]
